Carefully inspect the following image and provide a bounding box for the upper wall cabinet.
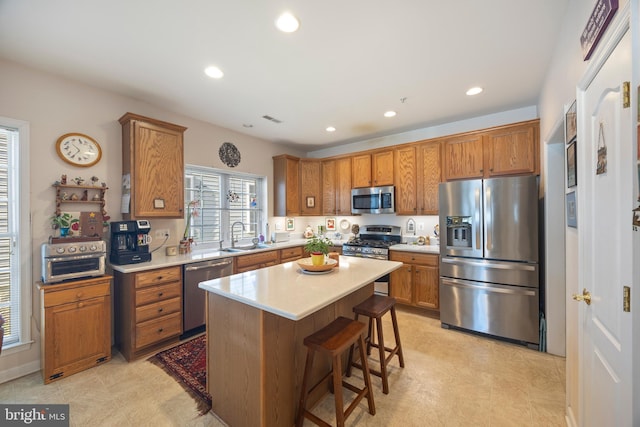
[394,146,417,215]
[442,134,484,181]
[352,150,394,188]
[119,113,187,219]
[273,155,300,217]
[484,121,539,176]
[299,159,322,216]
[443,120,539,181]
[395,141,442,216]
[322,158,352,216]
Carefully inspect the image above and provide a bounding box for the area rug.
[148,335,212,415]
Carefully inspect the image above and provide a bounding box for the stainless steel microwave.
[351,186,395,214]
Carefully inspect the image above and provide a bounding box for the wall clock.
[56,133,102,167]
[219,142,241,168]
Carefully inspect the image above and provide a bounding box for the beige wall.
[0,58,305,381]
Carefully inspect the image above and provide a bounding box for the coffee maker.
[109,220,152,265]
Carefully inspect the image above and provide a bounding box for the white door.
[575,28,633,426]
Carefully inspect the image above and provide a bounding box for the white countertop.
[108,238,437,273]
[390,244,440,254]
[108,238,325,273]
[198,256,402,321]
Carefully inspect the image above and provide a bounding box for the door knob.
[572,288,592,305]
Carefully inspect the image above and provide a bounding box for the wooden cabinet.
[279,246,304,263]
[443,120,539,181]
[273,155,300,216]
[119,113,187,219]
[235,250,279,273]
[484,121,538,176]
[394,142,442,215]
[321,159,336,215]
[352,150,394,188]
[389,252,439,311]
[335,157,353,215]
[114,266,183,361]
[394,146,417,215]
[322,157,352,215]
[299,159,322,216]
[39,276,112,383]
[416,141,442,214]
[442,134,484,181]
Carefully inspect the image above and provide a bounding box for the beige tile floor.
[0,307,566,426]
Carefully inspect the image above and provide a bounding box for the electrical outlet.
[418,223,424,231]
[155,229,170,239]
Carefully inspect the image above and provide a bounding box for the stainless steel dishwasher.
[183,257,233,336]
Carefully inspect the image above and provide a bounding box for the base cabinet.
[235,250,279,273]
[389,252,439,311]
[39,276,112,384]
[114,266,183,361]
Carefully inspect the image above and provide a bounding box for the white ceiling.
[0,0,568,150]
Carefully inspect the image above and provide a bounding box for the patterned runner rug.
[148,334,212,414]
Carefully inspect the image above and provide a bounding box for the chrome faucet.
[231,221,245,248]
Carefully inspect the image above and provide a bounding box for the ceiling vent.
[262,115,282,124]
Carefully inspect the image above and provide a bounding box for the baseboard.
[0,360,41,385]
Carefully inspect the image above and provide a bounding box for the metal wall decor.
[596,122,607,175]
[219,142,241,167]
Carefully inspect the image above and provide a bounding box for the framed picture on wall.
[285,217,295,231]
[565,100,577,144]
[566,191,577,228]
[567,141,577,188]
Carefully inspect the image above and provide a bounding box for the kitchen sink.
[221,244,271,253]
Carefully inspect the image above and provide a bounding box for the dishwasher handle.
[185,258,233,272]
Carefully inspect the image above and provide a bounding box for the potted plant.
[304,235,333,266]
[50,213,79,237]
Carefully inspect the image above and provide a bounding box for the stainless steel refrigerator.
[438,175,539,346]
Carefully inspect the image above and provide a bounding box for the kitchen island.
[199,256,402,427]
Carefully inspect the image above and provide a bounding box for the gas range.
[342,225,402,260]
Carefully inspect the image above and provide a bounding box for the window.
[0,118,31,351]
[184,166,264,246]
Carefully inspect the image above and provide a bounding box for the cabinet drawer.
[136,281,181,307]
[136,296,181,323]
[135,312,182,349]
[390,251,438,266]
[279,246,303,260]
[236,250,278,269]
[43,282,110,308]
[134,266,181,288]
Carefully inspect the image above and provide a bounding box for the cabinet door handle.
[76,292,83,298]
[158,328,164,333]
[158,307,163,312]
[77,302,84,308]
[158,292,164,297]
[406,268,411,272]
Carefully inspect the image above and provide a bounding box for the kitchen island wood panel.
[200,257,401,427]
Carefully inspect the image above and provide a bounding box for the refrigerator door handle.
[441,277,537,296]
[485,186,492,250]
[475,188,481,250]
[442,257,537,271]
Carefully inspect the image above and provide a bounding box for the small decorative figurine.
[81,190,88,201]
[92,193,101,201]
[61,174,67,185]
[73,177,84,186]
[70,193,79,201]
[91,176,99,186]
[61,192,69,200]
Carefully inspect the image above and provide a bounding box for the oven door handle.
[45,253,106,262]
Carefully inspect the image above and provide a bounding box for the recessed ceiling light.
[276,12,300,33]
[384,111,397,118]
[466,87,483,96]
[204,66,224,79]
[326,126,336,132]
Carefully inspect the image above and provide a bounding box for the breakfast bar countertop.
[198,256,401,321]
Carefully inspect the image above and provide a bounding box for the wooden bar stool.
[296,316,376,427]
[347,295,405,394]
